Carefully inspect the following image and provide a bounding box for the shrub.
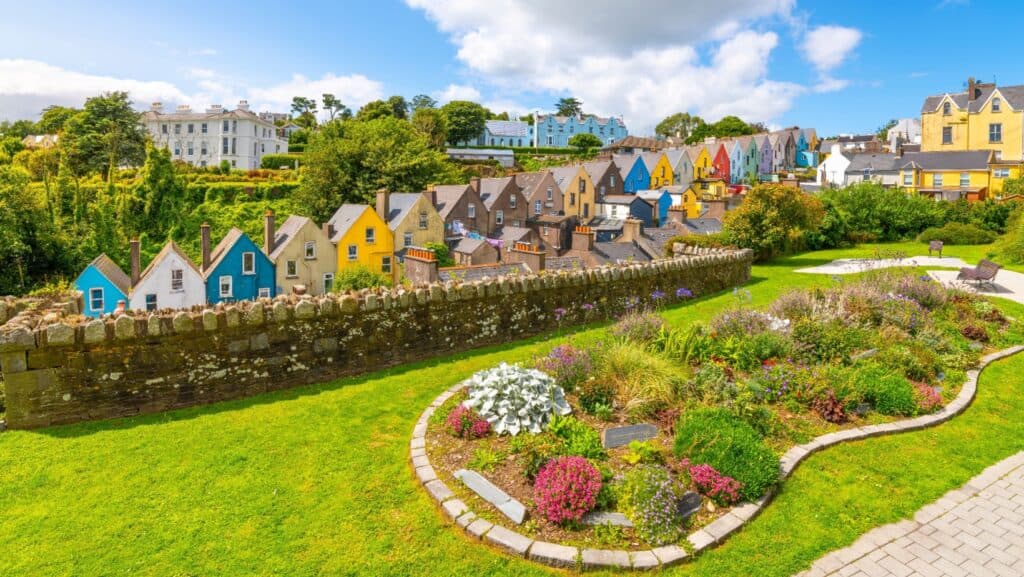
[853,364,917,416]
[960,324,990,342]
[578,380,616,415]
[880,296,927,334]
[791,318,865,362]
[723,183,825,260]
[612,311,665,343]
[619,466,685,546]
[875,344,939,382]
[913,382,943,413]
[918,222,996,245]
[535,344,593,392]
[260,153,302,170]
[812,389,847,424]
[685,462,742,506]
[445,405,491,439]
[739,331,795,371]
[663,232,733,254]
[534,456,602,525]
[600,343,681,418]
[685,363,736,404]
[709,308,770,339]
[623,441,665,465]
[508,433,564,480]
[891,276,947,310]
[768,289,819,322]
[463,363,571,436]
[332,265,392,291]
[468,448,504,471]
[652,324,714,365]
[547,416,606,460]
[673,408,779,501]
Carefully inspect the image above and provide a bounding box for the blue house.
[597,195,655,227]
[203,227,276,304]
[613,154,650,193]
[792,129,811,168]
[637,190,672,226]
[529,114,628,148]
[459,120,531,148]
[727,139,745,184]
[75,254,132,318]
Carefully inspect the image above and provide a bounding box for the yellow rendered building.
[326,204,395,278]
[898,150,993,201]
[642,152,675,188]
[551,165,597,221]
[691,145,714,180]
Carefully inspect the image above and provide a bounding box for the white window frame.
[960,172,970,187]
[258,287,271,298]
[382,256,392,274]
[171,269,184,291]
[546,187,553,201]
[145,294,158,311]
[467,203,476,218]
[286,260,298,278]
[347,244,358,261]
[993,97,1001,112]
[534,200,542,215]
[903,172,913,186]
[219,276,233,298]
[304,241,316,259]
[934,173,944,187]
[990,123,1002,143]
[509,193,517,209]
[365,227,375,244]
[242,252,256,275]
[404,231,413,247]
[323,273,334,293]
[89,288,104,312]
[496,210,504,225]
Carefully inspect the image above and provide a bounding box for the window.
[542,226,549,236]
[942,126,952,145]
[534,200,542,215]
[201,123,208,134]
[419,211,428,229]
[933,173,944,187]
[610,175,616,188]
[89,288,104,311]
[219,276,232,298]
[990,123,1002,143]
[547,135,553,145]
[304,241,316,259]
[993,97,1001,112]
[323,273,334,293]
[173,145,181,156]
[903,172,913,186]
[171,269,183,291]
[161,124,168,134]
[187,123,194,134]
[467,203,476,218]
[943,102,951,115]
[496,210,504,225]
[570,192,576,206]
[347,244,357,261]
[404,231,413,247]
[995,168,1010,178]
[222,137,229,154]
[223,120,229,132]
[286,260,298,278]
[382,256,392,273]
[145,294,157,311]
[187,144,194,156]
[201,143,207,155]
[242,252,255,274]
[578,178,585,193]
[995,151,1002,161]
[546,187,553,201]
[258,287,271,298]
[509,194,517,209]
[231,138,236,154]
[583,203,589,218]
[960,172,970,187]
[365,227,375,244]
[174,123,181,134]
[232,120,237,133]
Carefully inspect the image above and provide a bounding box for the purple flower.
[651,290,666,300]
[554,307,567,321]
[676,287,693,298]
[581,303,595,311]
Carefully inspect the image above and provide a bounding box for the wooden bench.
[928,240,944,258]
[957,259,1001,289]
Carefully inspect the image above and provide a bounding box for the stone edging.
[409,345,1024,571]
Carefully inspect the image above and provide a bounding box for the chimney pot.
[470,177,481,193]
[376,189,390,223]
[322,222,335,240]
[129,239,141,286]
[571,225,595,252]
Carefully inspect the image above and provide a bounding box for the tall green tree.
[411,108,449,150]
[387,95,409,120]
[37,105,79,134]
[554,97,583,117]
[0,165,67,294]
[60,91,146,181]
[877,118,898,140]
[410,94,437,111]
[322,94,352,121]
[655,112,703,140]
[439,100,488,145]
[568,133,602,150]
[130,144,185,239]
[723,183,825,260]
[291,96,318,129]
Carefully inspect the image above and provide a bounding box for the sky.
[0,0,1015,136]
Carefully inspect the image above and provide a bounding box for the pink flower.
[533,456,602,524]
[446,405,491,439]
[687,463,742,506]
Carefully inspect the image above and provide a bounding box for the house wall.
[393,195,445,253]
[206,235,276,305]
[335,210,395,277]
[144,109,286,170]
[522,173,563,218]
[590,165,625,202]
[674,156,694,190]
[485,182,529,235]
[694,147,713,180]
[442,188,489,236]
[712,146,731,184]
[74,267,126,317]
[0,249,753,429]
[561,167,596,222]
[966,99,1024,161]
[129,255,205,311]
[274,221,337,296]
[529,116,628,147]
[817,152,850,186]
[622,159,651,193]
[921,98,967,152]
[648,154,674,188]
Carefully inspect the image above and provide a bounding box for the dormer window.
[993,97,1001,112]
[943,102,951,115]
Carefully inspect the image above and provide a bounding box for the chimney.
[376,188,390,223]
[263,210,275,255]
[508,241,546,272]
[619,218,642,244]
[404,246,439,285]
[151,102,163,113]
[206,104,223,114]
[423,184,437,208]
[237,100,250,111]
[469,177,481,194]
[201,223,212,272]
[129,239,141,286]
[667,205,686,224]
[968,76,977,100]
[704,199,727,221]
[176,104,191,113]
[571,225,595,252]
[322,222,335,240]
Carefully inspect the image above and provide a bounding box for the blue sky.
[0,0,1013,136]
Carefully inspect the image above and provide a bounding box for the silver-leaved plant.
[462,362,571,436]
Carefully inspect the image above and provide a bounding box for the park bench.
[957,259,1001,289]
[928,240,944,258]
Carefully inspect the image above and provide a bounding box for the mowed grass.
[0,243,1022,577]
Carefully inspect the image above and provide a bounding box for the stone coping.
[409,346,1024,571]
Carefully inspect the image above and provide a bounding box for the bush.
[685,462,742,506]
[723,183,825,260]
[791,318,866,362]
[623,441,665,465]
[508,433,564,480]
[445,405,491,439]
[709,308,770,339]
[812,389,847,423]
[918,222,996,245]
[533,456,602,525]
[548,416,606,460]
[600,342,681,418]
[464,363,571,436]
[577,379,616,415]
[685,363,736,404]
[611,311,665,343]
[332,265,392,291]
[652,324,714,365]
[853,364,917,416]
[913,382,943,413]
[535,344,593,392]
[260,153,302,170]
[673,408,779,501]
[619,466,685,546]
[960,324,990,342]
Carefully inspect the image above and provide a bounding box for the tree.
[37,105,79,134]
[0,165,67,294]
[60,91,147,180]
[440,100,488,145]
[491,111,510,121]
[555,97,583,117]
[723,183,824,260]
[291,96,318,129]
[411,94,438,111]
[411,108,449,150]
[713,116,755,137]
[656,112,703,140]
[877,118,899,140]
[322,94,352,121]
[130,144,185,239]
[424,241,454,267]
[0,119,36,139]
[748,121,769,134]
[685,120,713,145]
[387,95,409,120]
[568,133,602,150]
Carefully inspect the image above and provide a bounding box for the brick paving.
[795,452,1024,577]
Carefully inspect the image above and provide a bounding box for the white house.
[142,101,286,169]
[817,144,851,186]
[887,118,922,145]
[128,241,206,312]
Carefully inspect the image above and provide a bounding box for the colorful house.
[75,254,131,317]
[711,142,731,183]
[642,152,674,188]
[327,204,395,278]
[688,177,729,202]
[672,148,695,190]
[129,240,205,311]
[899,150,993,202]
[530,114,628,147]
[431,183,488,237]
[551,165,596,221]
[479,176,528,234]
[755,135,773,177]
[268,215,337,296]
[583,159,625,203]
[637,190,672,225]
[737,136,759,184]
[678,187,702,218]
[612,154,650,193]
[792,128,811,168]
[203,227,276,305]
[692,144,714,180]
[380,191,445,257]
[596,195,655,227]
[516,171,563,218]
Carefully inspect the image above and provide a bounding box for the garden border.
[409,345,1024,571]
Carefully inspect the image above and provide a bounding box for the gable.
[207,232,271,278]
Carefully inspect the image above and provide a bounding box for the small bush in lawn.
[684,461,742,506]
[445,405,491,439]
[533,456,602,525]
[600,342,681,418]
[853,364,917,416]
[918,222,996,245]
[733,331,795,372]
[547,416,606,460]
[619,466,685,546]
[612,311,665,343]
[913,382,943,413]
[535,344,593,392]
[653,324,714,365]
[673,408,779,501]
[578,380,617,414]
[960,324,990,342]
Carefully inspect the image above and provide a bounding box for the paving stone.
[415,465,437,484]
[441,499,468,520]
[527,541,578,568]
[455,469,525,524]
[580,548,631,570]
[688,529,716,550]
[650,545,688,566]
[630,550,660,569]
[424,479,454,503]
[455,511,476,528]
[484,525,532,556]
[465,518,493,539]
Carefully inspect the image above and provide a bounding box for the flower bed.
[422,270,1020,556]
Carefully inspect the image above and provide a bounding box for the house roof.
[592,241,652,265]
[899,150,992,171]
[549,165,581,188]
[546,256,585,271]
[530,213,573,224]
[641,151,665,169]
[637,190,668,201]
[603,135,666,151]
[479,177,514,209]
[140,240,202,280]
[326,205,369,243]
[499,226,533,243]
[601,194,642,205]
[431,185,472,220]
[846,153,903,173]
[89,253,132,295]
[446,148,514,157]
[921,83,1024,113]
[451,236,488,254]
[588,216,624,231]
[485,120,529,137]
[438,262,531,282]
[142,106,273,126]
[269,215,311,260]
[663,149,685,168]
[679,217,723,235]
[611,154,640,178]
[514,171,549,198]
[818,138,837,153]
[383,193,425,231]
[582,160,613,183]
[204,227,245,278]
[736,135,754,149]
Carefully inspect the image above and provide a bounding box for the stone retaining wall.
[0,249,753,429]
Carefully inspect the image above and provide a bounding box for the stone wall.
[0,249,753,429]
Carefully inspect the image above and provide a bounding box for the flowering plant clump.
[913,381,943,413]
[533,456,602,524]
[894,275,947,310]
[709,308,770,339]
[619,465,684,546]
[445,405,491,439]
[686,462,742,506]
[612,311,665,343]
[535,344,593,392]
[463,363,571,436]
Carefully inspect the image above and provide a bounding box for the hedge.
[261,154,302,170]
[186,181,301,204]
[917,222,996,245]
[448,145,601,156]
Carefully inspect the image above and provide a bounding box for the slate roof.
[530,213,572,224]
[612,154,640,178]
[545,256,585,271]
[678,217,723,235]
[846,153,903,173]
[205,227,245,278]
[641,152,665,170]
[90,253,132,294]
[141,240,202,279]
[592,241,652,265]
[269,215,311,260]
[142,107,272,125]
[588,216,624,231]
[818,138,837,153]
[549,165,581,189]
[582,160,614,183]
[326,205,369,243]
[921,84,1024,113]
[383,193,424,231]
[514,171,548,198]
[485,120,529,137]
[480,177,514,209]
[439,262,531,282]
[499,226,533,243]
[601,194,642,205]
[432,185,472,220]
[603,135,666,151]
[663,149,685,169]
[637,190,668,202]
[736,135,754,150]
[899,150,992,171]
[451,237,488,255]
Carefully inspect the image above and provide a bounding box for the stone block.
[294,300,316,320]
[228,339,250,354]
[580,549,631,570]
[484,525,532,556]
[651,545,688,566]
[455,469,525,524]
[441,499,468,520]
[272,301,289,322]
[363,294,378,311]
[250,333,270,351]
[173,312,194,333]
[0,351,27,373]
[202,310,219,331]
[688,530,716,551]
[45,323,75,347]
[147,315,162,337]
[313,337,338,354]
[465,518,493,539]
[83,320,106,344]
[455,511,477,528]
[582,511,632,527]
[114,315,136,340]
[424,479,454,503]
[528,541,578,568]
[339,295,358,313]
[225,307,241,328]
[246,303,265,326]
[631,550,660,569]
[0,326,35,352]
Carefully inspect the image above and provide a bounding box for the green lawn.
[1,243,1022,577]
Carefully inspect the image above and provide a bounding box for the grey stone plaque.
[455,469,526,524]
[601,424,658,448]
[582,511,634,527]
[677,491,702,519]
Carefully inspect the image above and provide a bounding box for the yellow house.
[687,177,728,202]
[379,191,445,254]
[326,204,395,278]
[691,145,714,180]
[679,188,701,218]
[642,152,675,187]
[551,165,597,221]
[899,150,993,202]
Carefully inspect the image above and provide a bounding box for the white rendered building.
[143,101,286,169]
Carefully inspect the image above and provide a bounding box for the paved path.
[796,257,969,275]
[927,270,1024,305]
[796,452,1024,577]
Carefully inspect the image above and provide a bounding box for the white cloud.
[433,83,481,103]
[406,0,804,133]
[813,76,849,93]
[248,73,384,117]
[800,25,861,73]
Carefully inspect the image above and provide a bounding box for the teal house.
[204,227,276,304]
[613,154,650,193]
[793,129,812,168]
[75,254,132,317]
